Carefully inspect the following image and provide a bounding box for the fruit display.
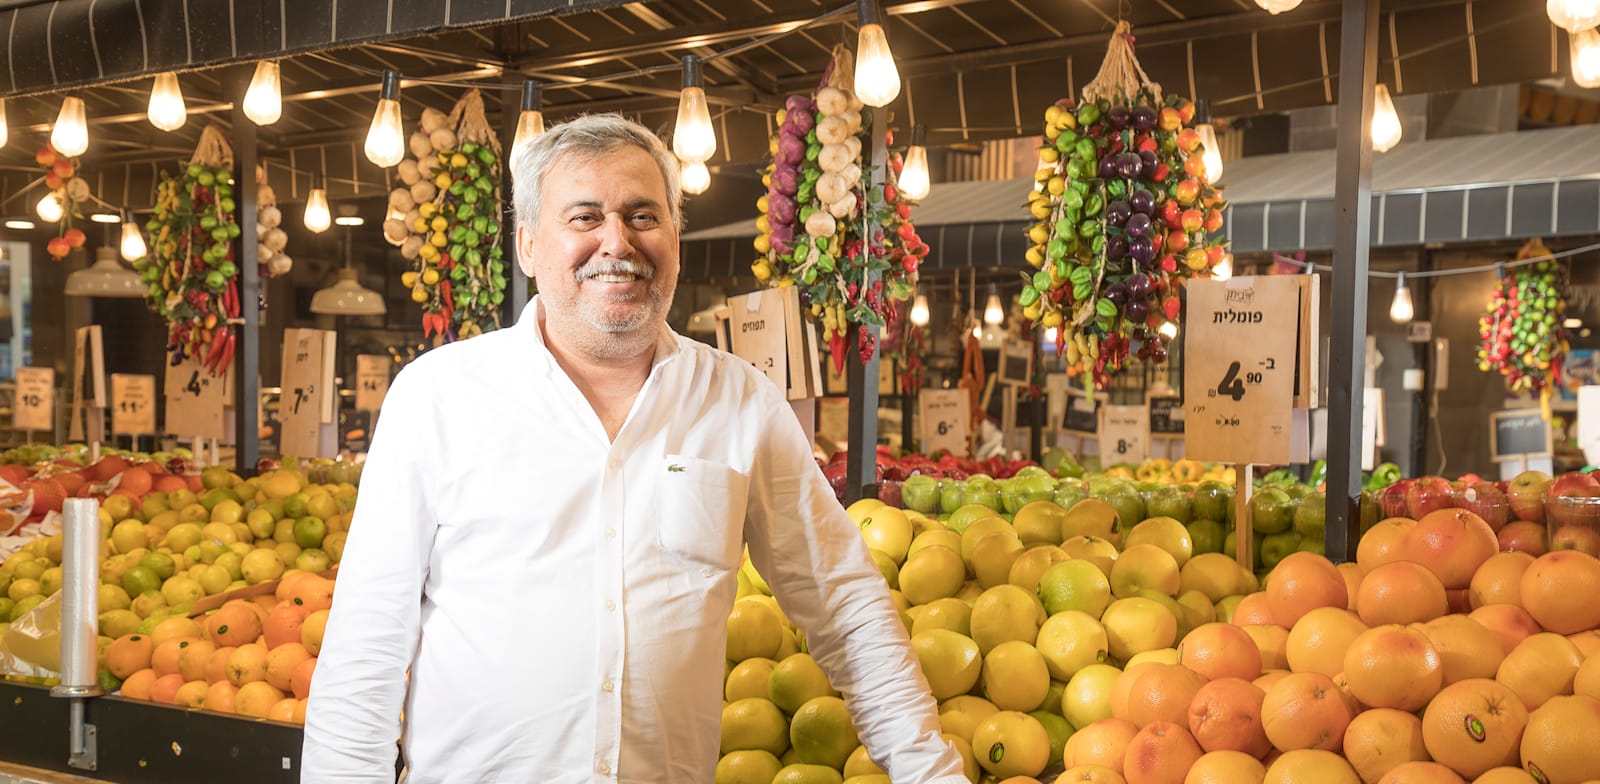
[30,144,92,260]
[1477,239,1568,402]
[1020,25,1227,389]
[715,471,1600,783]
[752,45,925,370]
[389,90,507,342]
[131,126,244,375]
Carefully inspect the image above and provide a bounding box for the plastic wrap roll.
[58,498,100,690]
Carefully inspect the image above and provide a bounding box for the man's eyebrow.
[623,197,665,213]
[559,199,603,213]
[557,198,664,213]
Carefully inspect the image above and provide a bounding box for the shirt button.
[605,600,616,611]
[597,762,611,775]
[607,459,621,470]
[605,527,617,539]
[602,680,615,692]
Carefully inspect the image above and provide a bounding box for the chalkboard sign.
[1061,393,1100,434]
[998,339,1033,387]
[1149,395,1184,435]
[1490,409,1552,462]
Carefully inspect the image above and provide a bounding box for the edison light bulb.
[1213,252,1233,281]
[148,72,186,131]
[304,188,331,234]
[36,192,64,222]
[51,96,88,158]
[1371,84,1402,153]
[120,221,147,261]
[899,144,931,201]
[1573,28,1600,88]
[1159,321,1179,340]
[1195,123,1223,185]
[243,61,282,125]
[909,294,930,326]
[680,159,710,195]
[984,293,1004,326]
[1549,0,1600,31]
[0,98,8,151]
[854,23,901,107]
[1390,272,1414,323]
[365,99,405,168]
[1255,0,1304,13]
[514,110,546,150]
[673,88,716,163]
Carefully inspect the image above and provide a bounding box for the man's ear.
[516,223,537,279]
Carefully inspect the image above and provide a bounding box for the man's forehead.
[546,146,668,202]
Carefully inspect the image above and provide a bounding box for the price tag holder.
[14,367,54,433]
[111,374,156,436]
[1148,394,1185,437]
[164,356,227,440]
[1183,276,1308,465]
[1060,392,1100,436]
[355,355,390,412]
[280,328,338,459]
[919,388,970,457]
[1100,404,1149,463]
[1489,408,1551,465]
[998,339,1034,387]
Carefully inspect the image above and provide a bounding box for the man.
[303,114,967,783]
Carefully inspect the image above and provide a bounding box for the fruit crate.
[0,680,304,783]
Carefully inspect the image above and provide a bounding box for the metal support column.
[233,80,261,474]
[1410,251,1434,475]
[845,105,889,504]
[502,82,530,322]
[1325,0,1380,562]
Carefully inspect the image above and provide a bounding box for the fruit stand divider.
[233,71,263,475]
[844,105,888,504]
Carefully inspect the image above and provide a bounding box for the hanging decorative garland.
[31,144,90,260]
[752,45,926,371]
[254,166,293,281]
[388,89,507,342]
[1477,238,1568,406]
[132,126,242,375]
[1020,22,1228,390]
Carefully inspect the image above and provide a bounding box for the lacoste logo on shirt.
[668,464,685,473]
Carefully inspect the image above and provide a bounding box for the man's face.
[519,145,679,358]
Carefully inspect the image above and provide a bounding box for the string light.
[673,56,716,163]
[909,294,930,326]
[304,180,331,233]
[1159,321,1179,340]
[120,215,147,261]
[680,159,711,195]
[0,98,8,151]
[1213,252,1233,281]
[1390,271,1415,323]
[243,61,282,125]
[513,79,546,151]
[1194,101,1223,185]
[1573,28,1600,88]
[365,70,406,168]
[147,72,186,131]
[854,0,901,107]
[1548,0,1600,31]
[898,125,931,201]
[51,96,88,158]
[1371,83,1403,153]
[984,290,1004,326]
[1254,0,1304,13]
[35,192,64,223]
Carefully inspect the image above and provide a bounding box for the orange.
[1575,651,1600,700]
[204,603,262,648]
[1186,750,1266,784]
[173,680,209,709]
[1285,607,1369,677]
[1179,623,1264,682]
[1358,517,1418,572]
[1065,718,1140,773]
[234,681,286,718]
[263,642,312,692]
[1344,708,1428,784]
[1402,509,1498,590]
[1468,768,1535,784]
[202,680,237,713]
[1266,553,1349,629]
[1421,678,1527,780]
[1467,606,1541,656]
[277,573,334,613]
[1255,670,1291,693]
[1243,625,1291,672]
[290,657,316,700]
[225,643,268,687]
[1565,629,1600,658]
[176,638,217,682]
[266,697,298,723]
[117,467,153,496]
[1495,633,1582,711]
[1413,615,1505,686]
[1467,552,1535,610]
[1062,765,1129,783]
[151,637,199,677]
[1111,664,1164,724]
[1518,550,1600,635]
[1124,664,1208,729]
[1261,672,1356,753]
[205,646,236,684]
[1264,748,1361,784]
[1188,677,1271,758]
[1232,593,1277,627]
[119,668,158,701]
[105,633,154,680]
[1337,563,1365,611]
[149,672,187,704]
[263,602,309,650]
[1122,721,1202,784]
[1518,695,1600,784]
[1356,561,1448,626]
[1343,625,1444,712]
[1375,761,1466,784]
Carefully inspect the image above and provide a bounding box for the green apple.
[1192,480,1233,523]
[1186,519,1226,555]
[1146,486,1194,525]
[1292,492,1326,539]
[1249,487,1295,535]
[1100,486,1146,532]
[901,475,942,514]
[939,480,968,515]
[1259,531,1303,569]
[1054,481,1088,510]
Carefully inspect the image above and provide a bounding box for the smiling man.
[301,114,967,783]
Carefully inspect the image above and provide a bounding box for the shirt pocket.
[657,455,749,572]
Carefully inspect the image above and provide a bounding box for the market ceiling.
[0,0,1565,209]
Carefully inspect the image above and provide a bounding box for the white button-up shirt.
[303,298,966,783]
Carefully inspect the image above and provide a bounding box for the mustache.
[576,259,655,281]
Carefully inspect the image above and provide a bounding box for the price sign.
[817,396,850,447]
[355,355,390,412]
[920,389,970,457]
[1148,395,1185,436]
[726,287,814,400]
[164,356,227,440]
[1061,393,1100,435]
[14,367,54,432]
[1490,408,1551,463]
[1183,276,1307,465]
[280,328,338,458]
[111,374,156,436]
[1100,404,1149,463]
[68,325,106,442]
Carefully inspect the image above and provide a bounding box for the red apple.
[1507,470,1553,522]
[1498,521,1548,555]
[35,146,57,167]
[1180,209,1204,233]
[1381,479,1414,519]
[51,159,74,179]
[1550,524,1600,557]
[1405,476,1457,519]
[1459,481,1511,532]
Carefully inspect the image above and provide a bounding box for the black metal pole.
[233,78,261,474]
[901,386,915,455]
[845,105,888,504]
[1030,338,1043,461]
[1410,250,1433,475]
[502,82,529,323]
[1325,0,1379,562]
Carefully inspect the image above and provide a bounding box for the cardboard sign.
[1490,408,1551,463]
[822,353,897,396]
[68,325,106,442]
[164,357,227,440]
[1045,374,1070,431]
[1148,395,1184,436]
[111,374,156,436]
[1182,276,1311,465]
[355,354,390,412]
[280,328,338,458]
[1100,404,1149,463]
[725,287,818,401]
[14,367,54,432]
[1578,386,1600,465]
[817,396,850,447]
[1361,387,1385,472]
[998,339,1034,387]
[920,388,970,457]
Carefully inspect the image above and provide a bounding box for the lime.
[122,565,161,597]
[292,517,326,549]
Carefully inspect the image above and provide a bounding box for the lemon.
[110,520,148,555]
[7,577,41,603]
[971,710,1050,778]
[911,629,982,700]
[980,640,1050,712]
[1035,610,1110,681]
[939,695,999,743]
[161,575,204,607]
[98,584,132,612]
[239,549,286,585]
[720,697,789,756]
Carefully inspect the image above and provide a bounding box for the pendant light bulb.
[243,61,282,125]
[148,72,187,131]
[364,70,406,168]
[1159,321,1179,340]
[51,96,88,158]
[680,159,711,195]
[854,2,901,108]
[898,125,931,201]
[984,292,1005,326]
[304,186,331,234]
[673,57,716,163]
[0,98,9,151]
[120,219,147,262]
[1390,272,1415,324]
[972,323,983,339]
[1212,252,1233,281]
[513,81,546,151]
[1573,28,1600,88]
[1549,0,1600,31]
[1254,0,1304,13]
[910,294,930,326]
[1195,122,1223,185]
[36,192,64,223]
[1371,83,1403,153]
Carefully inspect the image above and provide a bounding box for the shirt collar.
[517,295,682,377]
